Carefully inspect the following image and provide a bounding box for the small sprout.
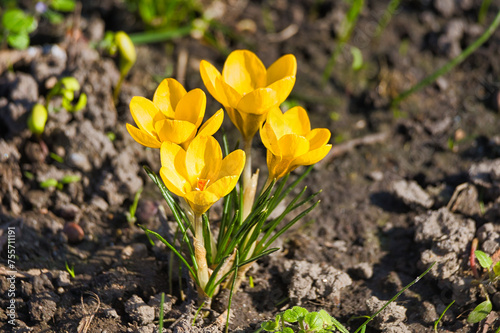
[24,171,35,180]
[27,103,48,135]
[106,131,116,141]
[40,178,59,188]
[60,174,81,184]
[475,250,493,270]
[2,8,38,49]
[350,46,363,71]
[65,261,76,278]
[111,31,137,103]
[126,187,143,224]
[47,76,87,113]
[50,152,64,163]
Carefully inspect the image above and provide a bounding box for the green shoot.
[39,174,81,190]
[478,0,492,24]
[65,261,75,278]
[159,292,165,332]
[434,300,454,333]
[322,0,365,84]
[50,152,64,163]
[392,9,500,106]
[1,8,37,49]
[126,187,143,224]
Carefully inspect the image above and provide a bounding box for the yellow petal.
[284,106,310,136]
[185,136,222,185]
[175,89,206,127]
[266,54,297,85]
[129,96,160,134]
[294,144,332,166]
[306,128,331,150]
[206,175,240,199]
[266,76,296,105]
[222,50,267,94]
[126,123,161,148]
[278,134,309,158]
[219,149,245,178]
[160,142,190,197]
[237,88,278,115]
[155,119,197,145]
[200,60,228,106]
[265,106,289,139]
[198,109,224,137]
[235,109,268,140]
[153,79,173,117]
[220,79,243,109]
[184,190,220,214]
[260,121,280,156]
[266,151,292,180]
[154,78,187,113]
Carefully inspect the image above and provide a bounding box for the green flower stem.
[194,213,209,291]
[392,9,500,106]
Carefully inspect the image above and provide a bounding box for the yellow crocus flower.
[127,78,223,149]
[260,106,332,180]
[159,135,245,215]
[200,50,297,140]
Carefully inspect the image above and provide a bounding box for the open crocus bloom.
[260,106,332,180]
[127,78,223,149]
[200,50,297,140]
[160,135,245,215]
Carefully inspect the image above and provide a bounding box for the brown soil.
[1,1,500,332]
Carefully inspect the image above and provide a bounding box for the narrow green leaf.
[138,225,199,286]
[475,250,492,269]
[467,300,492,324]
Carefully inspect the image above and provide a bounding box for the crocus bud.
[115,31,136,77]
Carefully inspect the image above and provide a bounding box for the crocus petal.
[294,144,332,166]
[184,191,220,214]
[197,109,224,137]
[126,123,161,148]
[200,60,228,106]
[284,106,310,136]
[237,88,278,115]
[235,109,269,140]
[267,151,292,180]
[129,96,160,134]
[306,128,332,150]
[266,76,296,105]
[155,119,197,145]
[222,50,267,94]
[206,175,240,199]
[218,149,245,179]
[260,122,280,156]
[175,89,206,127]
[220,79,243,109]
[277,134,309,158]
[160,142,190,197]
[154,78,187,113]
[152,79,173,117]
[266,54,297,85]
[185,136,222,185]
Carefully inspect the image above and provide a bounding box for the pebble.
[392,180,434,209]
[67,152,92,172]
[350,262,373,280]
[63,222,85,243]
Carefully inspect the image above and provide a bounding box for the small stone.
[392,180,434,209]
[366,296,407,330]
[136,199,159,223]
[67,152,92,172]
[103,308,120,319]
[350,262,373,280]
[54,271,71,287]
[420,301,438,324]
[122,243,148,259]
[124,295,155,325]
[63,222,84,243]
